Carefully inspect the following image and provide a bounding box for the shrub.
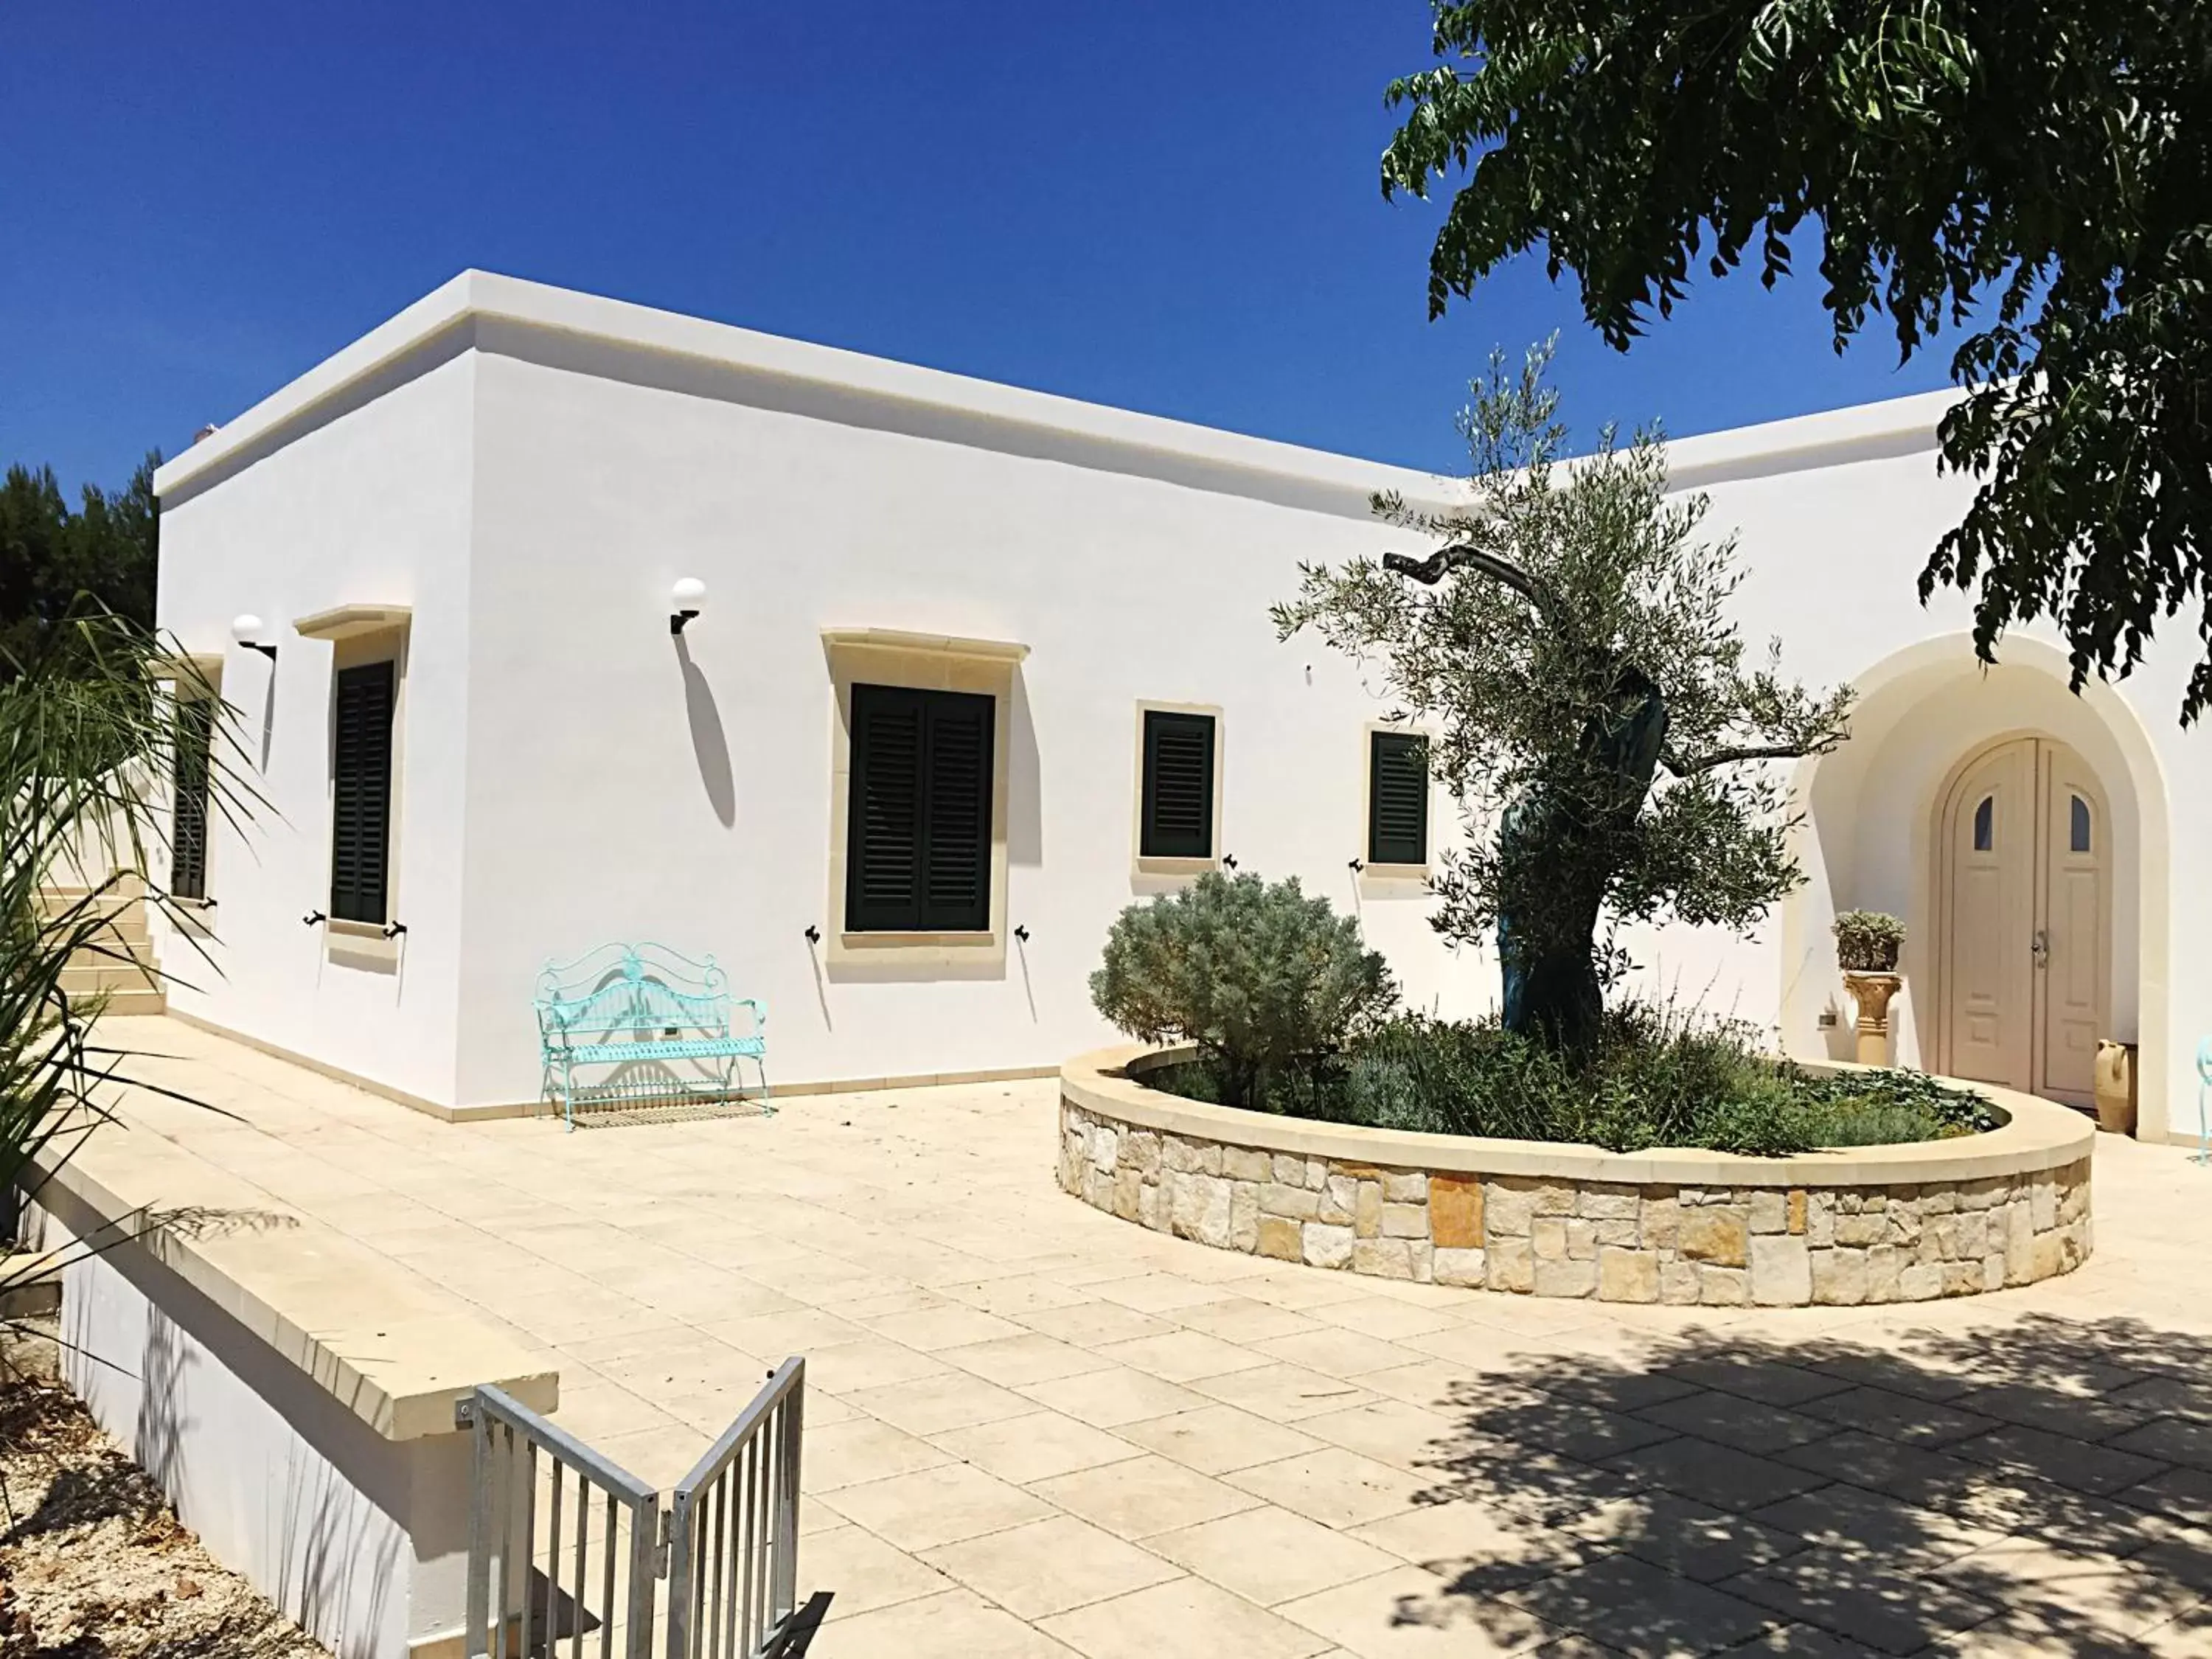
[1833,909,1907,971]
[1146,998,1992,1156]
[1091,871,1397,1109]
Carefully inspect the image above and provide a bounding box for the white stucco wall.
[450,329,1484,1105]
[29,1199,473,1659]
[149,273,2211,1135]
[153,344,478,1105]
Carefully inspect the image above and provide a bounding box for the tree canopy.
[1276,343,1849,1046]
[1381,0,2212,722]
[0,453,161,679]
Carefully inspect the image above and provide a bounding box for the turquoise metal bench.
[534,943,768,1131]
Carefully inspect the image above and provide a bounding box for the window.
[330,660,396,924]
[845,682,994,933]
[1367,731,1430,868]
[1972,795,1994,852]
[170,696,214,902]
[1139,709,1217,860]
[2070,794,2092,853]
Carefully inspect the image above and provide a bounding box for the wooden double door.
[1935,737,2110,1107]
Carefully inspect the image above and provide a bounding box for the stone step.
[60,960,161,996]
[61,986,167,1017]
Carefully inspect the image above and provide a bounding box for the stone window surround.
[822,628,1029,973]
[1060,1046,2096,1307]
[1358,719,1436,893]
[1130,699,1225,881]
[295,605,411,973]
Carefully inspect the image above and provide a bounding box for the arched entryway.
[1932,735,2112,1107]
[1778,633,2171,1134]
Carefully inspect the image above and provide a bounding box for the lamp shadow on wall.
[675,635,737,828]
[1008,672,1043,869]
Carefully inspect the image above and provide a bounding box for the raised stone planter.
[1059,1046,2096,1307]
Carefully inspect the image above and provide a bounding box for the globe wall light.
[232,614,278,660]
[670,577,707,636]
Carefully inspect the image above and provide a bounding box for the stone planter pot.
[2094,1041,2138,1136]
[1060,1045,2096,1308]
[1842,971,1905,1068]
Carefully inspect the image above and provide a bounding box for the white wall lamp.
[669,577,707,636]
[232,614,278,661]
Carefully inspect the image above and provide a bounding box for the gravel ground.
[1,1321,329,1659]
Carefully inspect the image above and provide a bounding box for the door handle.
[2031,928,2050,967]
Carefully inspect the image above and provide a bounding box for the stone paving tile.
[1149,1504,1402,1606]
[1225,1447,1436,1530]
[1719,1547,2006,1654]
[928,1409,1147,1485]
[1949,1382,2160,1443]
[1347,1499,1590,1592]
[1276,1564,1564,1656]
[804,1414,958,1490]
[1013,1300,1180,1348]
[1095,1328,1278,1383]
[1562,1492,1807,1585]
[1793,1383,2005,1448]
[1029,1453,1267,1540]
[1309,1296,1467,1343]
[1039,1572,1333,1658]
[1014,1364,1215,1428]
[1632,1390,1838,1455]
[1259,1326,1432,1380]
[805,1585,1079,1658]
[1949,1422,2174,1496]
[1189,1361,1378,1422]
[796,1522,956,1616]
[1748,1480,2003,1567]
[842,1368,1037,1436]
[1165,1296,1332,1346]
[1662,1354,1856,1409]
[1115,1402,1328,1475]
[80,1021,2212,1659]
[1478,1399,1680,1464]
[1503,1553,1775,1654]
[1713,1625,1868,1656]
[822,1460,1053,1551]
[1604,1435,1829,1513]
[919,1514,1185,1620]
[939,1332,1119,1388]
[2110,1415,2212,1471]
[1931,1539,2206,1642]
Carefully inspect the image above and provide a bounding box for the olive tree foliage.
[1380,0,2212,723]
[1274,343,1852,1048]
[1090,871,1397,1109]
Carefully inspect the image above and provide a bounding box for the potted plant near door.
[1834,910,1906,1067]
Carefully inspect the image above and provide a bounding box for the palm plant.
[1,602,256,1335]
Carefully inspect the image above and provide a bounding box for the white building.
[151,271,2208,1141]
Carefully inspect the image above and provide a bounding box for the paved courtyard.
[89,1018,2212,1655]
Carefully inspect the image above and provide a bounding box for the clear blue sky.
[1,0,1955,498]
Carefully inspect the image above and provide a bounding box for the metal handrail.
[665,1357,806,1659]
[465,1384,664,1659]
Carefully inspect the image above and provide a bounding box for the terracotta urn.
[1842,971,1904,1068]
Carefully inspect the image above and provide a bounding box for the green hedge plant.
[1833,910,1906,972]
[1090,871,1397,1109]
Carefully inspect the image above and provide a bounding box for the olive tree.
[1275,343,1852,1048]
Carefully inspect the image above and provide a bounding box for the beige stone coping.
[26,1135,556,1441]
[1062,1046,2094,1191]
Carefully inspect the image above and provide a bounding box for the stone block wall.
[1057,1099,2093,1306]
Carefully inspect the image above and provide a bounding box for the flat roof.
[153,268,1955,507]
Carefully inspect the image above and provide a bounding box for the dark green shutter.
[170,697,213,902]
[1140,710,1216,859]
[330,661,395,924]
[846,684,994,932]
[1367,731,1429,866]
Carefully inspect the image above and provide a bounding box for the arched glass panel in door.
[2070,794,2092,853]
[1973,795,1994,852]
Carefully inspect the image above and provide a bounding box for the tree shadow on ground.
[1386,1313,2212,1655]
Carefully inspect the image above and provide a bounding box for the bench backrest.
[535,942,731,1047]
